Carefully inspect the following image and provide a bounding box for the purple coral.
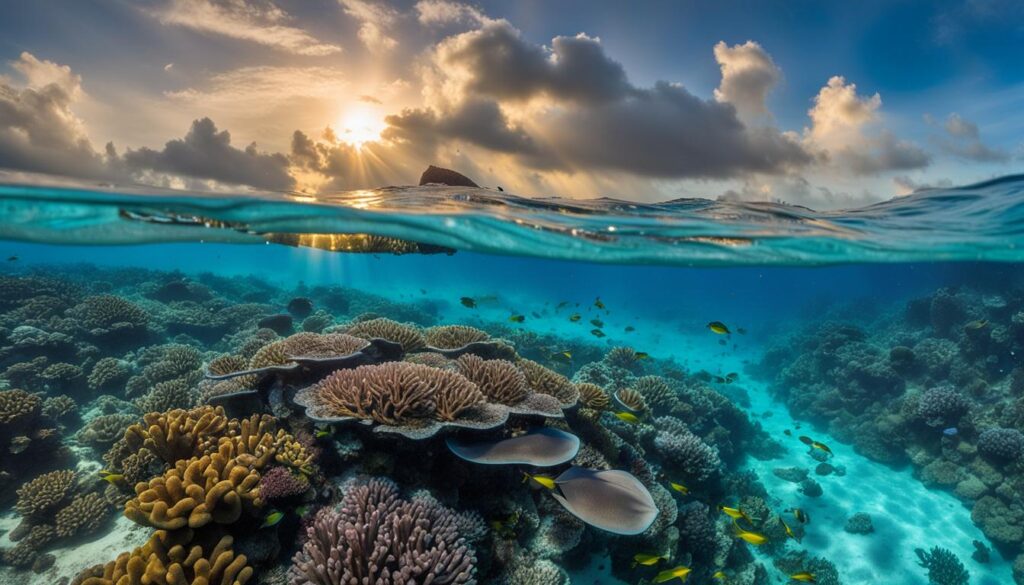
[916,386,970,427]
[259,466,310,502]
[288,478,476,585]
[977,428,1024,463]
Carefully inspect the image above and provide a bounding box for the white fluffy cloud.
[152,0,341,56]
[803,76,930,174]
[415,0,492,27]
[713,40,780,121]
[340,0,398,53]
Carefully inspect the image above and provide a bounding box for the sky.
[0,0,1021,209]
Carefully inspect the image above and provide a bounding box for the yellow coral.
[124,406,229,465]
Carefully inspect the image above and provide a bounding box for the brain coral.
[978,428,1024,463]
[288,478,476,585]
[342,317,426,351]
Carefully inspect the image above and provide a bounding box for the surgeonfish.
[261,510,284,528]
[652,566,691,583]
[460,297,476,308]
[632,553,667,568]
[789,573,816,583]
[669,482,689,495]
[522,472,557,490]
[614,411,640,424]
[707,321,731,334]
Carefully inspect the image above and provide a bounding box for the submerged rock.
[419,165,479,187]
[844,512,874,534]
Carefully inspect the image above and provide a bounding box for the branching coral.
[425,325,490,349]
[577,383,610,410]
[69,294,149,336]
[916,546,969,585]
[87,358,133,392]
[342,317,426,351]
[288,478,476,585]
[134,378,198,414]
[75,529,253,585]
[634,375,681,412]
[55,492,111,538]
[652,419,722,482]
[258,466,310,503]
[605,346,641,372]
[518,359,579,406]
[0,388,42,433]
[42,394,78,421]
[124,406,230,465]
[16,469,76,517]
[78,413,138,449]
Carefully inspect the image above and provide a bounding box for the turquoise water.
[0,176,1023,585]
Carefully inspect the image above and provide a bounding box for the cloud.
[893,174,954,195]
[152,0,341,56]
[0,52,112,180]
[713,40,780,121]
[358,94,383,104]
[415,0,492,27]
[928,113,1009,162]
[123,118,294,190]
[803,76,930,174]
[339,0,398,53]
[718,175,878,209]
[383,99,539,156]
[435,22,631,105]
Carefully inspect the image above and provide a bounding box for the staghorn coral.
[55,492,111,538]
[577,382,610,410]
[87,358,133,392]
[78,413,138,449]
[342,317,426,351]
[124,440,263,530]
[455,354,528,405]
[75,529,253,585]
[16,469,76,517]
[978,428,1024,463]
[425,325,490,349]
[518,359,579,406]
[288,478,476,585]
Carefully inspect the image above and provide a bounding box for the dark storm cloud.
[123,118,295,191]
[384,99,539,155]
[929,113,1009,163]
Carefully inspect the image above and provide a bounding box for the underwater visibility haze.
[2,1,1024,584]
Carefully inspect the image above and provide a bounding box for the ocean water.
[0,176,1022,585]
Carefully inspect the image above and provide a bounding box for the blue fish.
[942,427,958,437]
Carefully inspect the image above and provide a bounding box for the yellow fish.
[781,518,801,543]
[669,482,689,495]
[569,313,582,322]
[790,508,810,524]
[509,314,525,323]
[713,571,727,580]
[635,352,650,360]
[314,429,330,438]
[652,566,691,583]
[522,472,557,490]
[719,505,752,524]
[98,470,125,485]
[261,510,284,528]
[789,573,816,583]
[631,553,667,567]
[614,411,640,424]
[733,526,768,546]
[707,321,730,335]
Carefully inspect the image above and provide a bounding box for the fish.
[788,508,810,524]
[669,482,689,495]
[631,553,667,567]
[719,505,752,524]
[943,427,959,437]
[314,429,330,439]
[98,470,125,485]
[594,297,606,310]
[733,526,768,545]
[509,314,526,323]
[783,429,792,436]
[736,327,747,335]
[725,372,739,382]
[965,319,988,330]
[652,566,691,583]
[420,289,427,294]
[713,571,727,580]
[556,301,570,310]
[635,352,650,360]
[550,350,573,362]
[781,518,801,543]
[614,411,640,424]
[522,472,557,490]
[789,573,816,583]
[6,256,17,262]
[590,318,604,328]
[591,329,606,338]
[798,435,833,455]
[713,375,727,384]
[707,321,731,335]
[460,297,476,308]
[625,326,635,333]
[261,510,284,528]
[569,313,582,322]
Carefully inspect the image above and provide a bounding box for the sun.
[337,105,385,149]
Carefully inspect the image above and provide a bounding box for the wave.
[1,173,1022,266]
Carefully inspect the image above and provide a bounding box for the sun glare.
[337,105,385,149]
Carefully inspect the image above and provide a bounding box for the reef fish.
[965,319,988,330]
[261,510,284,528]
[781,518,801,543]
[590,318,604,328]
[669,482,689,495]
[652,566,691,583]
[460,297,476,308]
[713,571,727,580]
[548,467,659,535]
[314,429,331,439]
[707,321,731,334]
[509,314,526,323]
[733,526,768,545]
[635,352,650,360]
[591,329,606,338]
[594,297,606,310]
[789,573,816,583]
[943,427,959,437]
[613,411,640,424]
[522,472,558,490]
[446,427,581,467]
[569,313,582,322]
[98,470,125,485]
[798,435,833,455]
[787,508,810,524]
[719,505,752,524]
[632,553,667,567]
